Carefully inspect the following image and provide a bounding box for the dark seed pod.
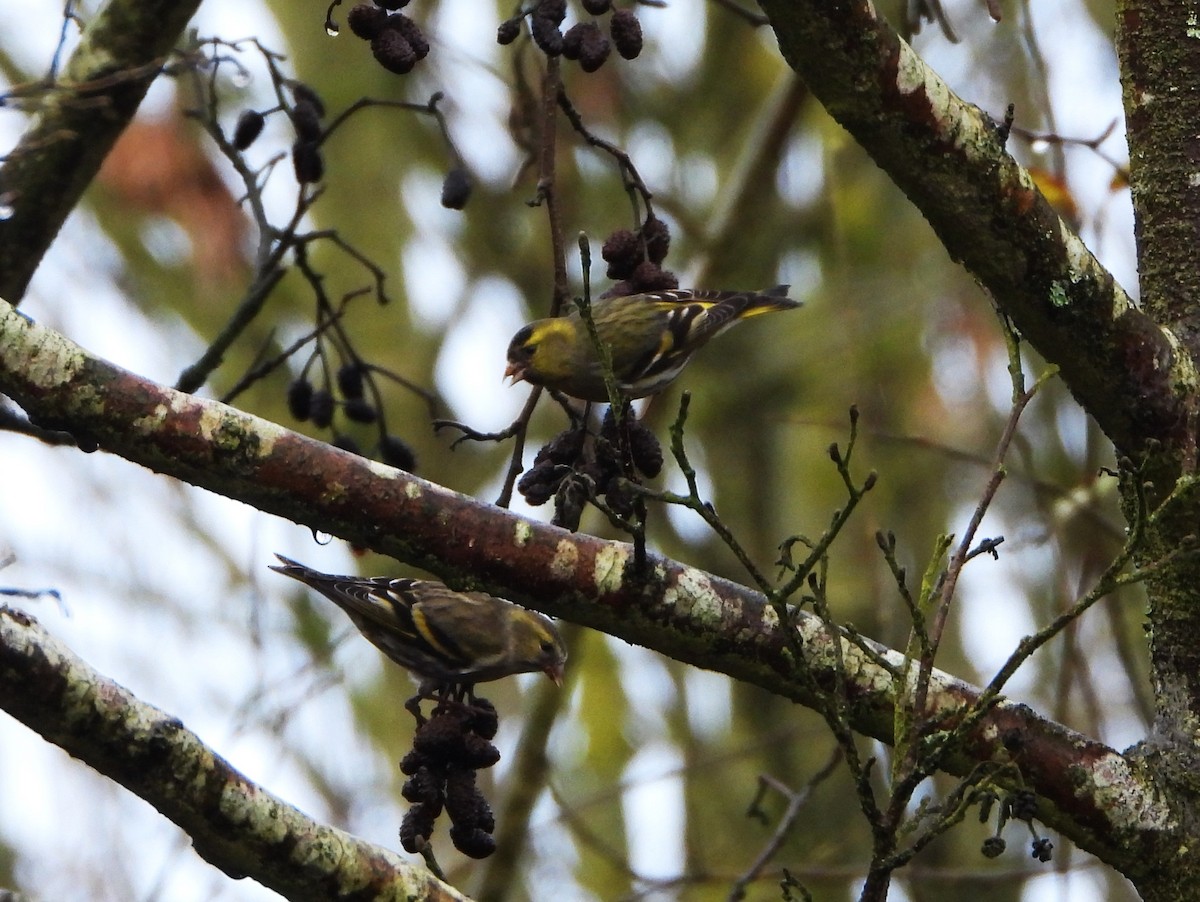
[535,0,567,24]
[562,23,586,60]
[331,433,362,455]
[459,733,502,769]
[602,228,641,279]
[579,455,617,491]
[232,110,265,150]
[629,261,678,292]
[348,3,388,39]
[603,478,637,519]
[610,8,643,60]
[519,458,562,484]
[414,710,469,758]
[402,767,443,805]
[629,419,663,477]
[518,463,561,507]
[336,362,365,399]
[292,100,322,142]
[372,28,416,73]
[1011,789,1038,821]
[466,698,498,740]
[444,767,483,824]
[400,802,439,853]
[600,406,621,443]
[530,14,564,55]
[536,426,586,466]
[519,482,555,507]
[497,17,521,44]
[440,167,472,209]
[582,0,611,12]
[475,796,496,834]
[309,389,335,428]
[399,749,424,775]
[445,767,495,833]
[595,413,625,477]
[379,434,417,471]
[374,0,410,8]
[292,140,324,184]
[980,836,1006,859]
[286,378,314,421]
[291,84,326,119]
[641,215,670,264]
[602,229,639,261]
[388,13,430,59]
[577,25,611,72]
[342,397,378,424]
[450,823,497,859]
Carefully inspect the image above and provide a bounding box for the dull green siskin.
[271,555,566,707]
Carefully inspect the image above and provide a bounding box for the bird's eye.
[540,639,556,654]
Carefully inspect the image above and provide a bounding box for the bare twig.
[557,87,655,223]
[728,749,842,901]
[774,408,878,601]
[635,392,774,593]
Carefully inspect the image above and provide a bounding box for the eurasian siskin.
[271,555,566,708]
[504,285,800,402]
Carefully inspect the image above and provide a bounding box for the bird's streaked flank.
[270,555,566,715]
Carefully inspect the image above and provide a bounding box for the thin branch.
[727,749,842,901]
[176,267,288,393]
[929,366,1057,654]
[775,409,878,601]
[218,292,357,404]
[557,87,654,219]
[634,392,773,594]
[537,57,570,315]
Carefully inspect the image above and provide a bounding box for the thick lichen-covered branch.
[0,605,471,902]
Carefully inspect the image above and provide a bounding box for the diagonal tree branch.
[0,296,1171,879]
[757,0,1198,461]
[0,0,202,300]
[0,604,471,902]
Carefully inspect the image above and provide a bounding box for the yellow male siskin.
[504,285,800,402]
[271,555,567,709]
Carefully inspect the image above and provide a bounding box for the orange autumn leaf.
[98,114,249,284]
